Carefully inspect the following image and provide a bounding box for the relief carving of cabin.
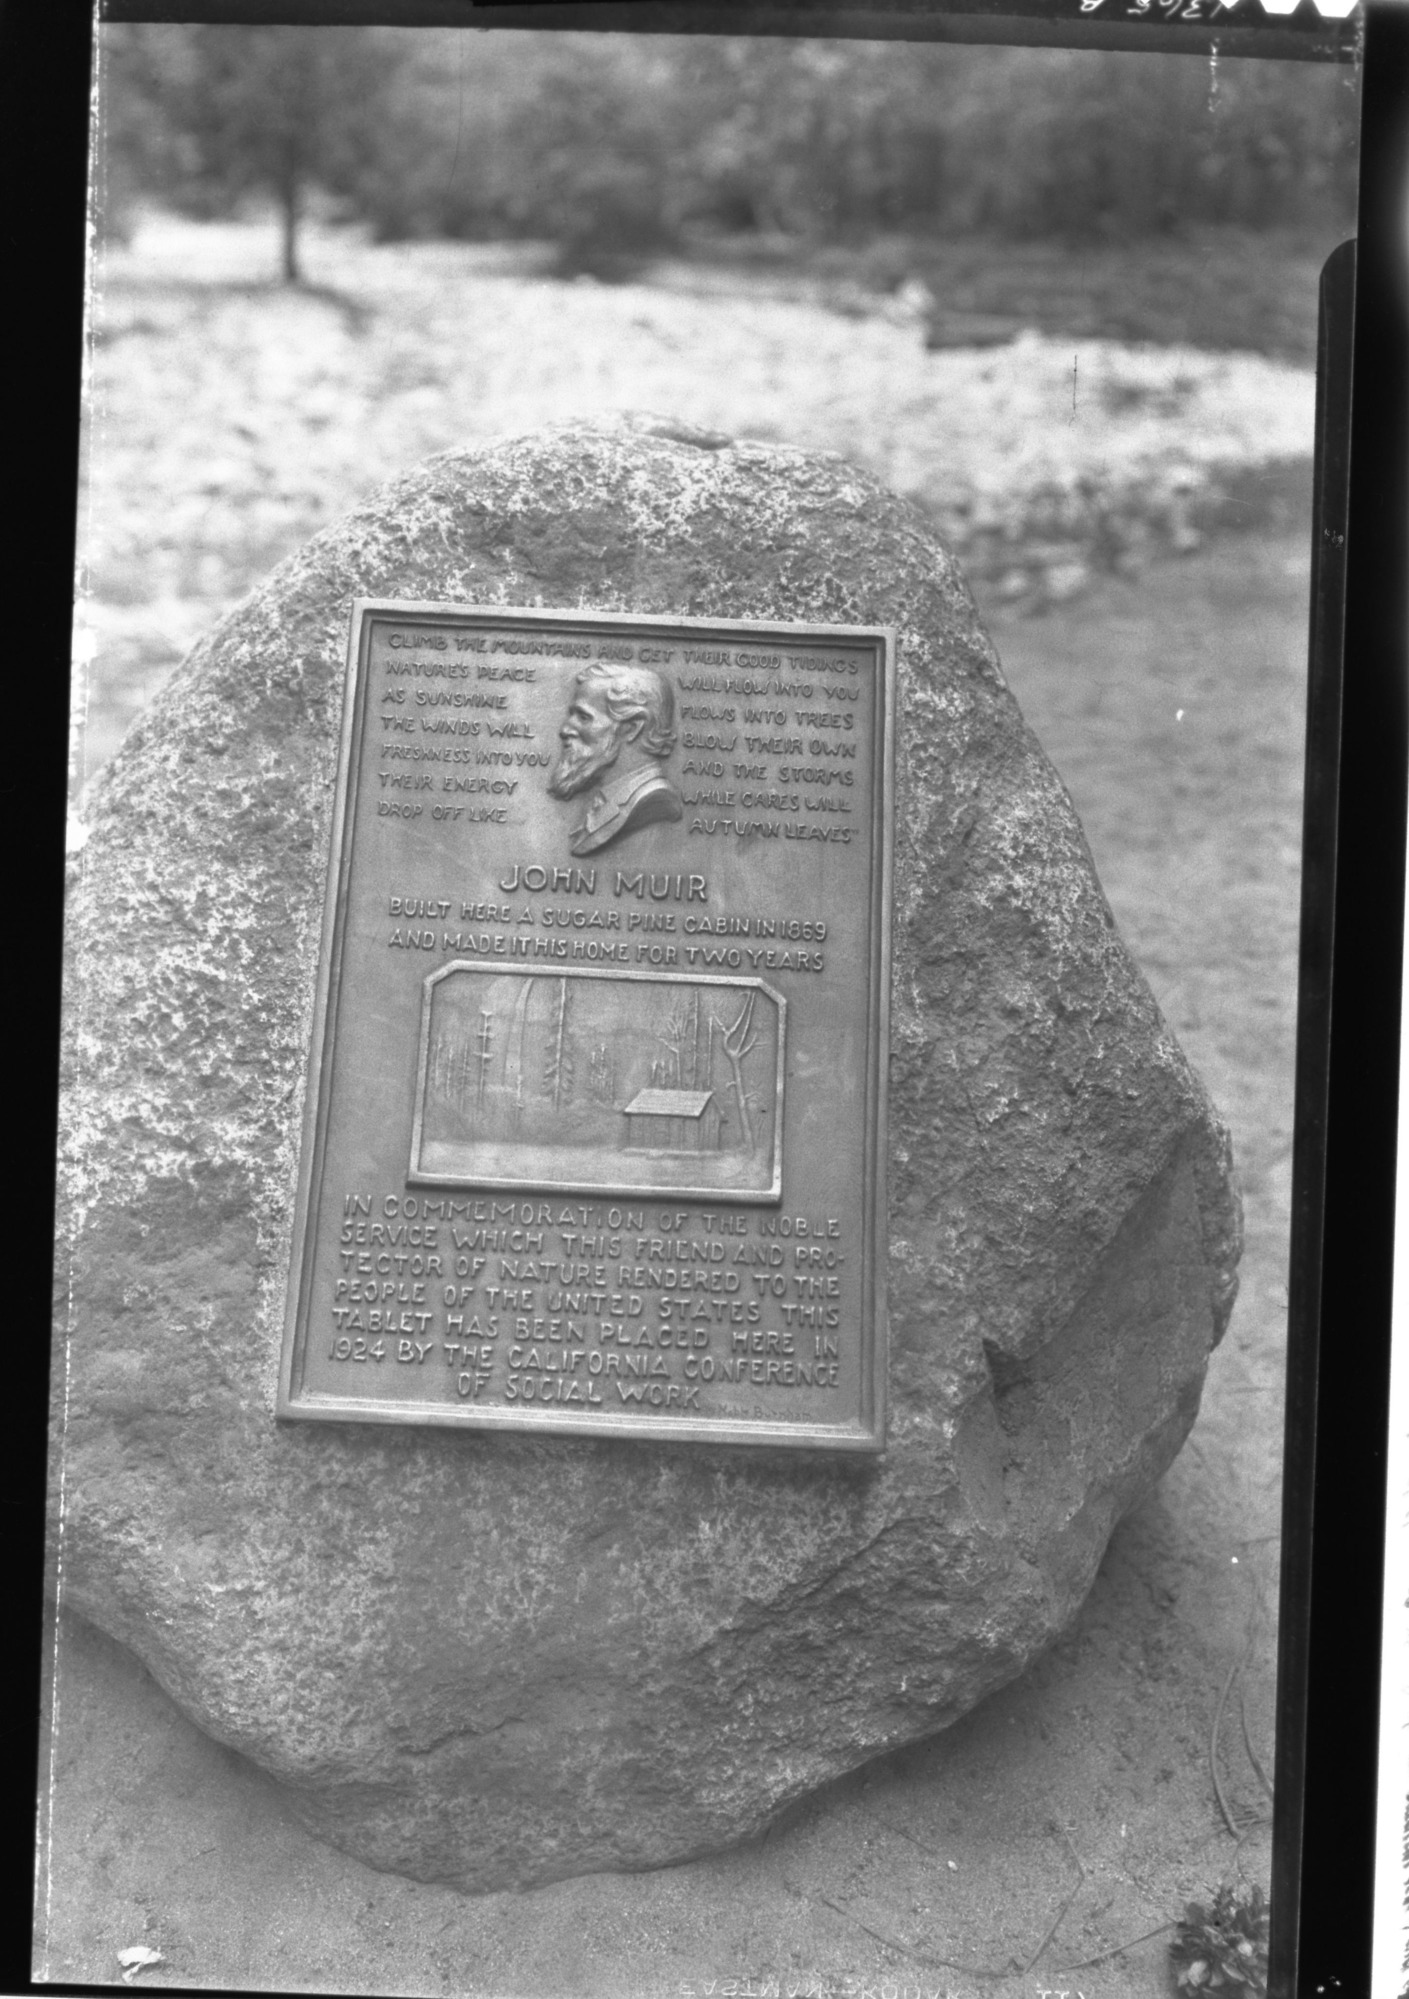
[622,1087,722,1153]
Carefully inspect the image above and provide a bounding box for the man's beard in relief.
[548,735,618,801]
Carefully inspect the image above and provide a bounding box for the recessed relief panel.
[278,604,893,1449]
[411,966,785,1199]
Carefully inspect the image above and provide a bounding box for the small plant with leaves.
[1168,1882,1269,1995]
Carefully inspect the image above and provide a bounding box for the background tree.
[102,25,1360,269]
[103,23,407,281]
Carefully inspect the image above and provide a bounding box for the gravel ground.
[45,212,1313,1997]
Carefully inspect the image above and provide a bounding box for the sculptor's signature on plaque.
[548,661,684,856]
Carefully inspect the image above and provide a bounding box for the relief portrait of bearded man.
[547,661,685,857]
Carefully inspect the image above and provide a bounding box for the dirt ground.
[36,510,1306,1997]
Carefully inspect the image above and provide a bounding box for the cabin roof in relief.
[624,1089,715,1118]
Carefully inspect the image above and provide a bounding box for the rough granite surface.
[54,417,1241,1892]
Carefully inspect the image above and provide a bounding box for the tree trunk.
[279,158,301,285]
[506,977,534,1124]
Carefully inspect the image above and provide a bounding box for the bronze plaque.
[278,603,894,1450]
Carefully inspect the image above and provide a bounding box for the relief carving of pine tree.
[589,1042,616,1105]
[542,977,575,1112]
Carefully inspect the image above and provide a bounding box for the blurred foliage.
[101,25,1360,275]
[100,25,408,277]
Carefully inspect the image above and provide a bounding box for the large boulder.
[55,417,1240,1891]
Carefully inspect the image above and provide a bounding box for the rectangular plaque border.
[277,600,896,1453]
